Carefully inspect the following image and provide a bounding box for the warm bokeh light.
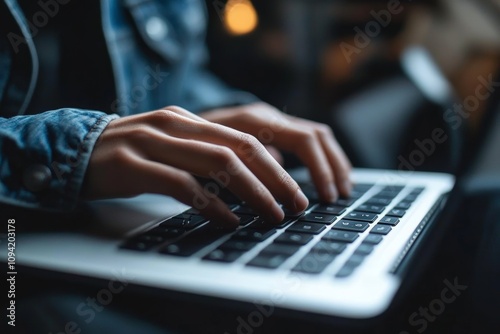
[224,0,258,35]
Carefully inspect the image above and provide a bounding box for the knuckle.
[277,169,295,188]
[238,106,256,118]
[237,133,265,159]
[238,132,260,149]
[126,125,155,141]
[110,146,135,164]
[148,109,174,123]
[211,146,237,166]
[316,124,334,137]
[297,130,315,144]
[162,105,185,114]
[272,169,299,196]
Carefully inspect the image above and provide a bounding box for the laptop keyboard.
[120,183,425,278]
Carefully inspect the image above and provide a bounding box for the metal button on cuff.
[145,16,169,41]
[23,164,52,192]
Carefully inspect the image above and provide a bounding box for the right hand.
[81,106,309,228]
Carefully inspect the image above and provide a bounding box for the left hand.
[200,102,352,202]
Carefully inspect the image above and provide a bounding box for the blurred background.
[204,0,500,173]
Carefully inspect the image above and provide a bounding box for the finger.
[130,156,241,228]
[165,122,308,214]
[286,117,352,197]
[132,128,286,223]
[277,127,339,202]
[140,110,307,215]
[318,129,352,197]
[265,145,284,166]
[200,107,338,202]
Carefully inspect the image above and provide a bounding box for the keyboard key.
[282,207,306,218]
[375,190,400,199]
[333,199,356,207]
[323,230,359,243]
[160,242,203,257]
[161,215,206,230]
[345,211,378,222]
[382,185,404,192]
[232,228,276,242]
[394,201,412,210]
[249,217,294,229]
[185,208,200,215]
[349,191,365,199]
[148,226,186,237]
[354,243,375,255]
[387,209,406,218]
[238,215,255,226]
[292,253,336,274]
[344,254,366,267]
[203,248,244,263]
[365,197,392,206]
[233,206,258,216]
[172,213,193,220]
[363,234,383,244]
[333,220,369,232]
[370,225,392,235]
[335,265,356,278]
[121,239,160,251]
[247,253,289,269]
[260,243,301,256]
[274,232,314,245]
[312,204,346,215]
[287,222,326,234]
[404,194,419,202]
[273,217,296,229]
[410,187,425,195]
[356,204,386,214]
[312,241,347,255]
[379,216,400,226]
[137,234,167,243]
[121,231,172,251]
[219,240,258,252]
[301,213,337,224]
[352,183,374,192]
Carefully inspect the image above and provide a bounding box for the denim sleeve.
[0,109,118,210]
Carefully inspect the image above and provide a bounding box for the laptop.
[2,78,499,321]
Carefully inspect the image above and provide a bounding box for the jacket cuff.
[0,109,119,211]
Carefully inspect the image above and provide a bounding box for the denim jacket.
[0,0,256,211]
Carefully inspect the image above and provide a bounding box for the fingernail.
[325,183,338,202]
[294,189,309,212]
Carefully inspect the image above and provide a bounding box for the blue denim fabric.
[0,0,257,210]
[0,110,118,209]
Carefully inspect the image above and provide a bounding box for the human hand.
[200,102,352,201]
[81,106,309,227]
